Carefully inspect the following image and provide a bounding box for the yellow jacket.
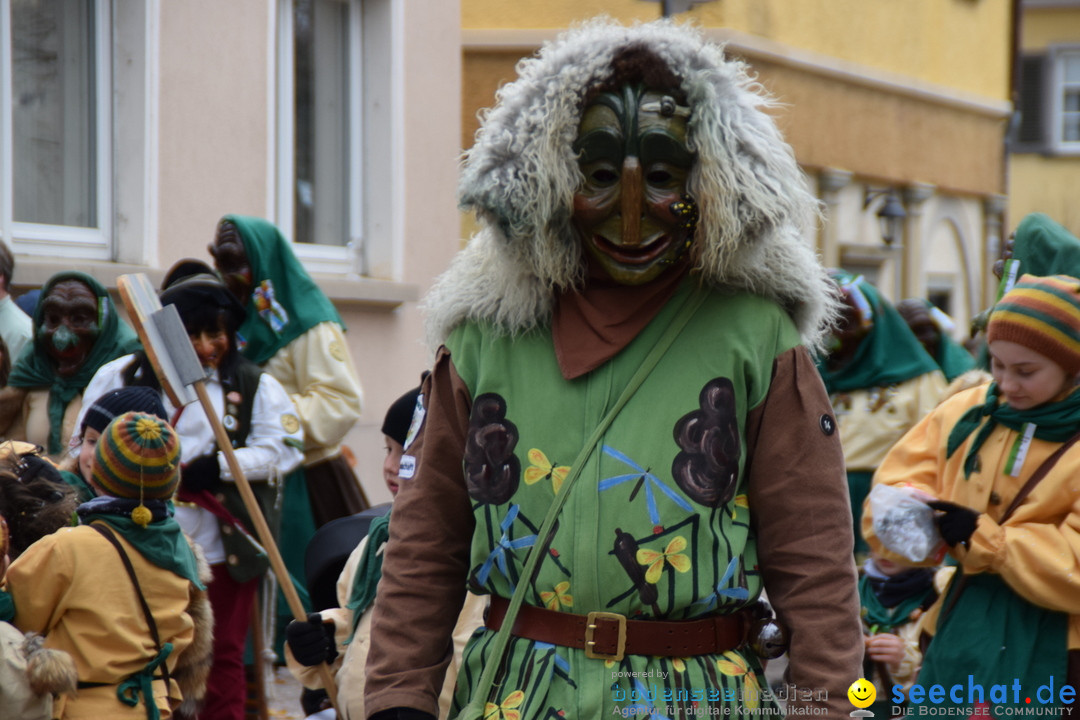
[863,383,1080,649]
[5,525,199,718]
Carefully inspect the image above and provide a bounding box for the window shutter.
[1015,54,1047,149]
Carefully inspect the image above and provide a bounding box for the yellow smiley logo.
[847,678,876,709]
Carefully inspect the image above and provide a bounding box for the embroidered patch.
[252,280,289,333]
[398,454,416,480]
[820,414,836,436]
[329,340,346,362]
[281,413,301,434]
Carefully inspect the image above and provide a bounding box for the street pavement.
[265,665,308,719]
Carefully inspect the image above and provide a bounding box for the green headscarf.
[223,215,346,365]
[816,271,941,394]
[1007,213,1080,281]
[907,298,976,382]
[7,272,141,454]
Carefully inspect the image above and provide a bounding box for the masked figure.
[363,20,862,720]
[896,298,975,383]
[208,215,366,526]
[1,272,140,458]
[817,271,947,556]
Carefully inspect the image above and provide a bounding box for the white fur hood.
[425,18,838,354]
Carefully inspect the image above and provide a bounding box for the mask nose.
[620,156,643,246]
[51,325,77,351]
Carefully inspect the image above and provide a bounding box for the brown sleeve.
[363,346,476,719]
[745,346,863,717]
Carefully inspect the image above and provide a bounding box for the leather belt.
[486,595,751,662]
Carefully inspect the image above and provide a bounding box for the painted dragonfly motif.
[688,556,749,614]
[475,505,537,591]
[598,445,693,525]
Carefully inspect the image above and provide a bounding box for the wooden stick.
[249,594,270,720]
[192,381,340,706]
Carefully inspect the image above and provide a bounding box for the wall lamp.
[863,188,907,247]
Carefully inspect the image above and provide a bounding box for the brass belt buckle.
[584,611,627,661]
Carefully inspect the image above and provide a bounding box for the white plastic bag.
[868,484,941,562]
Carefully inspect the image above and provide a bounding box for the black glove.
[285,612,338,667]
[369,709,437,720]
[181,454,221,493]
[927,499,980,548]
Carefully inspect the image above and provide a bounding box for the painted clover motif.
[671,377,740,507]
[464,393,521,505]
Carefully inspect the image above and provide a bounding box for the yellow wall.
[463,0,1013,100]
[1009,155,1080,237]
[1023,6,1080,50]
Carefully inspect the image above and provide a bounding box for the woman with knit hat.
[1,412,213,719]
[863,274,1080,715]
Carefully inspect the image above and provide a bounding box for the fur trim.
[24,633,77,697]
[429,17,839,353]
[173,539,214,717]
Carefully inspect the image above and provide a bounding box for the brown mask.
[38,279,100,377]
[208,220,254,305]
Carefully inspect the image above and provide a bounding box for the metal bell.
[748,618,789,659]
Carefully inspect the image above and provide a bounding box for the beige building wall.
[12,0,462,506]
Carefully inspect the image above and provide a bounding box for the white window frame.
[276,0,364,276]
[0,0,113,260]
[1048,44,1080,155]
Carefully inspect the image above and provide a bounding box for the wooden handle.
[192,381,340,707]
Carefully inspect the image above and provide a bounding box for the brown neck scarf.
[552,257,690,380]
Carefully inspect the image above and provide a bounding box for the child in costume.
[2,412,213,719]
[863,274,1080,715]
[0,511,79,720]
[859,550,938,716]
[363,19,862,720]
[818,271,948,556]
[284,384,486,719]
[76,262,303,720]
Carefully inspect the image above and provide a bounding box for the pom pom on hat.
[987,274,1080,375]
[92,412,180,504]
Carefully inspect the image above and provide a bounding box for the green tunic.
[446,283,800,719]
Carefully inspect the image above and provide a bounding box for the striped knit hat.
[987,274,1080,374]
[92,411,180,504]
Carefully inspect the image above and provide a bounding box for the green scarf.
[7,272,141,454]
[816,272,941,394]
[947,383,1080,478]
[85,512,205,590]
[858,572,935,633]
[225,215,345,365]
[345,513,391,641]
[936,333,976,382]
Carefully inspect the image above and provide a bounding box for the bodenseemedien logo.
[848,678,876,718]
